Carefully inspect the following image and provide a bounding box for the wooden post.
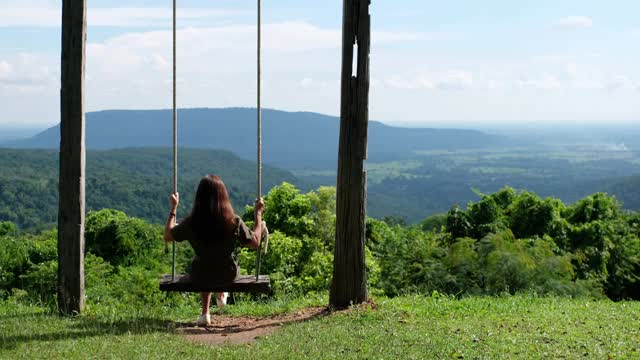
[331,0,371,308]
[58,0,87,315]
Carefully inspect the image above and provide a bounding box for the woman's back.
[171,215,254,285]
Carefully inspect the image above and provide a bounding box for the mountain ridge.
[6,107,510,170]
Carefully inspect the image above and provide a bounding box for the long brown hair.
[187,175,236,242]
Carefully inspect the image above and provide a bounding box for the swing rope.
[169,0,266,283]
[254,0,264,281]
[171,0,178,282]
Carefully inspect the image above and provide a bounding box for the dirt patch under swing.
[175,307,329,346]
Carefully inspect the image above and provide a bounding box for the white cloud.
[518,74,563,90]
[605,75,632,91]
[0,4,245,27]
[0,61,12,79]
[486,79,505,91]
[77,22,428,117]
[299,78,329,90]
[384,71,473,91]
[0,55,54,87]
[551,16,593,30]
[374,31,459,43]
[0,54,57,105]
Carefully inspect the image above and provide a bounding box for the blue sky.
[0,0,638,128]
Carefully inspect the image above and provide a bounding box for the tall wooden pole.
[58,0,87,315]
[331,0,371,308]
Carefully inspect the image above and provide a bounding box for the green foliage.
[262,182,315,238]
[446,205,472,241]
[378,188,640,299]
[606,233,640,300]
[0,236,30,297]
[0,221,17,236]
[19,260,57,304]
[0,230,57,302]
[446,237,482,295]
[568,193,621,224]
[85,209,161,266]
[508,192,563,239]
[0,148,297,230]
[369,220,451,296]
[468,196,506,238]
[1,181,639,309]
[306,186,337,248]
[420,213,447,233]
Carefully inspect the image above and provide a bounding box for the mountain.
[6,108,509,170]
[0,148,297,230]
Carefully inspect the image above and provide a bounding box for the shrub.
[0,221,17,236]
[568,193,620,224]
[256,182,315,239]
[19,260,57,304]
[445,237,482,295]
[446,205,472,241]
[85,209,161,266]
[420,213,447,233]
[508,192,562,239]
[606,234,640,300]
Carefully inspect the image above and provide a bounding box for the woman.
[163,175,267,326]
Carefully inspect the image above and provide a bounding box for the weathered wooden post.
[331,0,371,308]
[58,0,87,315]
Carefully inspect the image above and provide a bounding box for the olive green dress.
[171,215,253,285]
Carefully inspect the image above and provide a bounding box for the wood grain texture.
[58,0,86,315]
[331,0,371,308]
[160,274,272,294]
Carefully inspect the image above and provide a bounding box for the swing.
[159,0,271,294]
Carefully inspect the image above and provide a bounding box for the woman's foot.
[196,313,211,327]
[216,292,228,308]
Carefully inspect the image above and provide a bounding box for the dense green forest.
[1,183,639,311]
[303,147,640,222]
[3,146,640,229]
[0,148,296,230]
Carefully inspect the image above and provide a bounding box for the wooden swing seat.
[159,274,271,294]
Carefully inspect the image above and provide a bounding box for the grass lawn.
[1,295,639,359]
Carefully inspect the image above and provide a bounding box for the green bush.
[85,209,161,266]
[606,233,640,300]
[508,192,562,239]
[0,235,30,296]
[0,221,18,236]
[446,205,472,241]
[568,193,620,224]
[420,213,447,233]
[257,182,315,239]
[19,260,57,304]
[446,237,482,295]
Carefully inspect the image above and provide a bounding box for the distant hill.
[6,108,509,170]
[0,148,297,230]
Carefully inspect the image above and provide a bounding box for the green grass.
[1,295,639,359]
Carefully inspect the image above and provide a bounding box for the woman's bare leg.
[216,292,225,307]
[201,292,211,315]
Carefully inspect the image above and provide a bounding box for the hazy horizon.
[1,106,638,147]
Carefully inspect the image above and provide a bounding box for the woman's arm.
[247,198,265,249]
[163,192,179,243]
